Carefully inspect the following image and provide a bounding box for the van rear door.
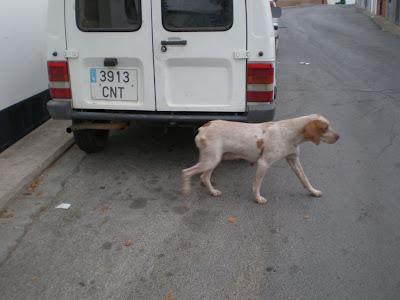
[152,0,247,112]
[65,0,155,111]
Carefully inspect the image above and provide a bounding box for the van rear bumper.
[47,100,275,124]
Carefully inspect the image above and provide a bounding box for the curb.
[370,16,400,36]
[0,120,74,213]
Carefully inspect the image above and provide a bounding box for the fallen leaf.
[124,240,133,247]
[227,216,237,224]
[0,210,15,219]
[26,176,44,194]
[165,291,173,300]
[100,207,109,213]
[40,207,48,213]
[32,276,39,283]
[36,191,43,197]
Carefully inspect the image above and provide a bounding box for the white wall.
[0,0,48,111]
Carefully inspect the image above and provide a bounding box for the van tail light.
[247,63,274,103]
[47,61,72,99]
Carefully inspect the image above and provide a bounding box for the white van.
[46,0,281,153]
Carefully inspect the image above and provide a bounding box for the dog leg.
[200,169,222,197]
[253,159,269,204]
[182,163,200,196]
[286,155,322,197]
[182,156,221,196]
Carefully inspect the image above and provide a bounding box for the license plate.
[90,68,138,101]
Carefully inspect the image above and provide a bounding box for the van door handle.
[161,40,187,46]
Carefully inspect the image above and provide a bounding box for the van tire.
[73,129,109,153]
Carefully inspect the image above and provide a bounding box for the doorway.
[378,0,387,16]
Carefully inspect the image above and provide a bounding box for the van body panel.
[48,0,277,123]
[246,0,276,97]
[152,0,247,112]
[46,0,67,62]
[247,0,276,63]
[65,0,156,110]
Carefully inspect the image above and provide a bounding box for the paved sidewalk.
[0,120,73,212]
[370,15,400,36]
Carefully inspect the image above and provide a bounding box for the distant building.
[356,0,400,25]
[387,0,400,24]
[0,0,50,152]
[326,0,356,4]
[277,0,355,7]
[277,0,326,7]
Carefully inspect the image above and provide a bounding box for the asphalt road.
[1,5,400,300]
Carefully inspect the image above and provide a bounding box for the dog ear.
[304,120,323,145]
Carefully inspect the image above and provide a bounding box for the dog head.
[303,115,339,145]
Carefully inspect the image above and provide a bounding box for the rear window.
[162,0,233,32]
[76,0,141,32]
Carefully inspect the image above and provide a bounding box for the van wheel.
[73,129,109,154]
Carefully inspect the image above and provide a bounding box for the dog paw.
[210,189,222,197]
[310,189,322,197]
[255,196,268,205]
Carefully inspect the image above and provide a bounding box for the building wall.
[398,0,400,23]
[371,0,378,15]
[356,0,375,13]
[387,0,400,24]
[0,0,48,111]
[357,0,399,22]
[0,0,50,152]
[387,0,394,20]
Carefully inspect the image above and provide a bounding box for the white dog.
[182,114,339,204]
